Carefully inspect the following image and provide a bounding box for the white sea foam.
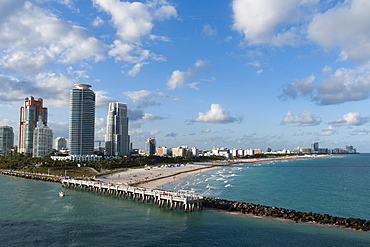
[63,204,74,210]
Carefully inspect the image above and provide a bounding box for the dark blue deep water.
[1,154,370,246]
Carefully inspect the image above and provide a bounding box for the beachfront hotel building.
[0,126,14,156]
[19,96,48,154]
[105,102,130,156]
[69,84,95,156]
[33,119,53,157]
[55,137,67,151]
[311,142,319,153]
[156,147,172,157]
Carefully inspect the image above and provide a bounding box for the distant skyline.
[0,0,370,152]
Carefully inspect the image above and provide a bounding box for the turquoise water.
[161,154,370,220]
[1,155,370,246]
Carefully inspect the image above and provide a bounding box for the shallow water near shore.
[161,154,370,220]
[1,155,370,246]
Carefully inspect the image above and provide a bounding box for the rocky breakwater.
[0,170,62,183]
[203,197,370,231]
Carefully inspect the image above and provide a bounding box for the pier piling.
[61,179,203,212]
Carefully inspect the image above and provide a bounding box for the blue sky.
[1,0,370,152]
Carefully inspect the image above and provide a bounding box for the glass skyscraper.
[0,126,14,156]
[69,84,95,155]
[19,96,47,154]
[145,138,156,155]
[105,102,130,156]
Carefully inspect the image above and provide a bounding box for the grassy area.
[21,166,98,178]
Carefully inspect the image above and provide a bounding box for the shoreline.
[0,154,331,188]
[97,154,331,189]
[2,154,370,231]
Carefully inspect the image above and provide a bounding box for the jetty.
[61,179,203,212]
[2,168,370,230]
[0,170,62,183]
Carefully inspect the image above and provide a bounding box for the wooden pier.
[61,179,203,212]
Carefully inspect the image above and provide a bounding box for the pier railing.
[61,179,203,212]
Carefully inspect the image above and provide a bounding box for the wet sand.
[97,163,219,189]
[97,155,329,190]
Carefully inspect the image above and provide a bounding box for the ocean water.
[1,155,370,246]
[161,154,370,220]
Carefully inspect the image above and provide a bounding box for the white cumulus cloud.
[167,60,209,90]
[280,75,315,100]
[93,0,177,74]
[277,1,370,105]
[130,113,165,128]
[0,72,77,107]
[319,125,337,136]
[127,62,149,76]
[124,90,168,108]
[192,104,238,124]
[0,1,105,75]
[329,112,369,126]
[315,65,370,105]
[231,0,310,46]
[281,110,322,126]
[95,90,117,109]
[92,16,104,27]
[307,0,370,64]
[281,64,370,105]
[93,0,153,44]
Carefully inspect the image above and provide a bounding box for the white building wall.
[55,137,67,151]
[105,102,129,156]
[33,122,53,157]
[191,147,198,157]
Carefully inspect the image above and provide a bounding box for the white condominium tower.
[54,137,67,151]
[69,84,95,156]
[105,102,129,156]
[33,119,53,157]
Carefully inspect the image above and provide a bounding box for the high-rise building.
[105,102,130,156]
[0,126,14,156]
[55,137,67,151]
[311,142,319,153]
[69,84,95,155]
[19,96,47,154]
[33,119,53,157]
[145,138,156,155]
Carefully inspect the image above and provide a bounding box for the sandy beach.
[97,162,220,189]
[97,155,329,190]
